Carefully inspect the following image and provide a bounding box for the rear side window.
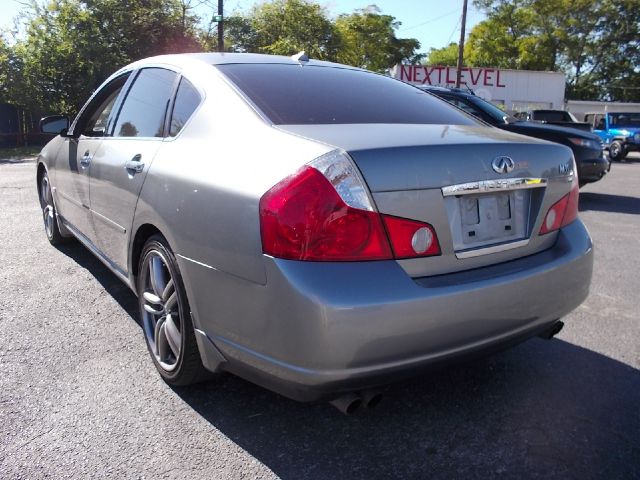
[169,78,201,137]
[217,64,478,126]
[113,68,177,137]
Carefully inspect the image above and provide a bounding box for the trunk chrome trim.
[455,239,531,259]
[441,178,547,197]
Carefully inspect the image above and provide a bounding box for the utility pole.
[455,0,468,88]
[217,0,224,52]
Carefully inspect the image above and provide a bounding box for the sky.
[0,0,485,55]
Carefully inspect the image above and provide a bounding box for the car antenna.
[291,51,309,65]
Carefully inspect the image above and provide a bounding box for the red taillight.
[259,166,393,261]
[563,180,579,226]
[382,215,441,258]
[539,180,579,235]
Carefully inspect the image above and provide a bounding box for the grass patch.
[0,145,41,160]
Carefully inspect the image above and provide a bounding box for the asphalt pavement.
[0,154,638,479]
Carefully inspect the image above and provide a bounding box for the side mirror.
[40,115,70,135]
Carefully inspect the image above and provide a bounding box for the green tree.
[217,15,260,52]
[469,0,640,101]
[335,6,422,72]
[232,0,339,60]
[7,0,201,115]
[0,37,12,103]
[424,42,459,66]
[223,2,422,72]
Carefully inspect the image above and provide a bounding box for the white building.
[391,64,566,111]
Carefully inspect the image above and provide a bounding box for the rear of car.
[192,62,594,401]
[423,87,608,186]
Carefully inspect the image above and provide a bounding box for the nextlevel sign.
[393,65,506,88]
[390,64,566,110]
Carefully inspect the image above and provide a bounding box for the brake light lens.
[260,166,392,261]
[382,215,440,258]
[259,151,441,261]
[539,177,579,235]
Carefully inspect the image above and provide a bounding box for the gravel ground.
[0,154,638,479]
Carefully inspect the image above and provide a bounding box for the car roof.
[125,52,360,71]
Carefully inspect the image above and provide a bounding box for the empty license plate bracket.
[443,188,533,256]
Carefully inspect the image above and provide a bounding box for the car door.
[89,67,179,272]
[53,74,130,240]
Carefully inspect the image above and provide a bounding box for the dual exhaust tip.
[329,390,383,415]
[330,321,565,414]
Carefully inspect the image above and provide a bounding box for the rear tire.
[138,234,209,386]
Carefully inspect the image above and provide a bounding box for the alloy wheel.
[40,175,55,239]
[140,250,182,372]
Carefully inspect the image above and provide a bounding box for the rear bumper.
[194,221,593,402]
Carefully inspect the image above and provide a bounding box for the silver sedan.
[37,53,593,413]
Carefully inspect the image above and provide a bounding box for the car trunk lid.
[277,124,576,277]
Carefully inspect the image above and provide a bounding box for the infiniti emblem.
[492,156,515,174]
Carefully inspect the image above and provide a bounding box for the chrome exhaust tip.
[538,320,564,340]
[361,390,383,409]
[329,393,362,415]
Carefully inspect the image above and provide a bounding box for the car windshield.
[217,63,479,126]
[609,113,640,127]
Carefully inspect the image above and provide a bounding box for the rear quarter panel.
[131,65,331,287]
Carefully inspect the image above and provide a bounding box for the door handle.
[80,151,91,168]
[124,154,144,174]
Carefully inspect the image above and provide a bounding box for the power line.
[446,14,462,46]
[399,8,460,32]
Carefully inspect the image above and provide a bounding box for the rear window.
[533,110,571,122]
[217,64,478,126]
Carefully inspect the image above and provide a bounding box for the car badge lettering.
[559,162,571,175]
[492,156,515,174]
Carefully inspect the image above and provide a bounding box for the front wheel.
[38,171,66,246]
[138,235,208,386]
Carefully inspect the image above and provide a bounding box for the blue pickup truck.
[585,112,640,161]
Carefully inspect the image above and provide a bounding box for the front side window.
[169,77,201,137]
[217,64,478,126]
[76,74,130,137]
[113,68,177,138]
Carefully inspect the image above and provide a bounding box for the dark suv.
[421,86,609,187]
